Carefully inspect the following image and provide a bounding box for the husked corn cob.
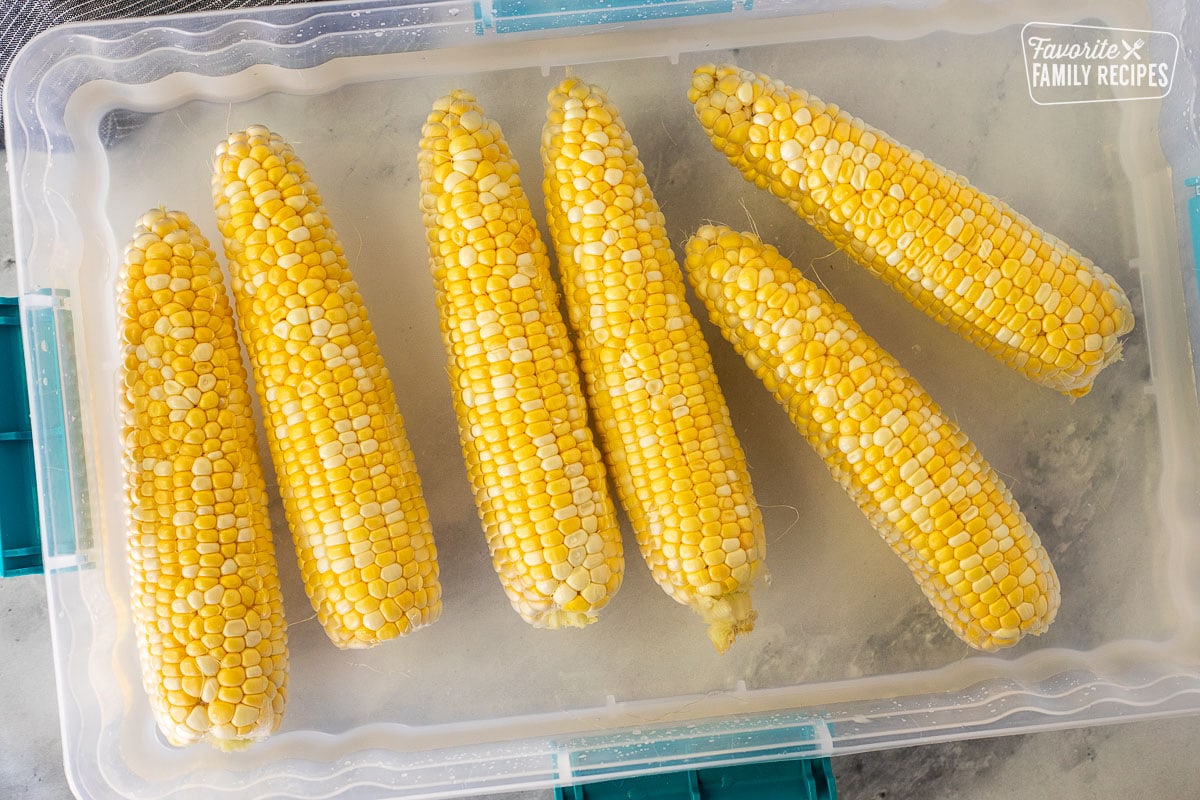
[543,78,765,653]
[419,90,624,628]
[684,225,1060,651]
[119,208,287,748]
[689,64,1133,398]
[213,125,441,649]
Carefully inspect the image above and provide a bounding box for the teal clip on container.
[0,291,90,578]
[0,298,42,577]
[554,757,836,800]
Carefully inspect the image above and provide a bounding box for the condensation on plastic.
[5,0,1200,798]
[0,0,329,143]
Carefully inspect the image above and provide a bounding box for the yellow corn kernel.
[419,90,624,628]
[543,78,765,653]
[213,126,440,649]
[689,64,1134,398]
[684,225,1060,651]
[118,208,288,748]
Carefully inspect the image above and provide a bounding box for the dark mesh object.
[0,0,325,144]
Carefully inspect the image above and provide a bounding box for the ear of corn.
[542,77,765,653]
[684,225,1059,651]
[419,90,625,628]
[213,126,441,649]
[688,64,1133,399]
[119,208,288,748]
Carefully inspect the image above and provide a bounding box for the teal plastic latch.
[554,757,837,800]
[0,297,42,577]
[1187,178,1200,297]
[480,0,740,33]
[24,289,90,574]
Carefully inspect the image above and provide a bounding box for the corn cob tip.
[430,89,480,116]
[214,124,271,158]
[547,75,587,99]
[689,223,724,249]
[688,64,717,93]
[688,64,748,104]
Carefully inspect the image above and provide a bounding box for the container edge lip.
[4,16,120,151]
[70,666,1200,799]
[0,0,1152,157]
[4,1,485,159]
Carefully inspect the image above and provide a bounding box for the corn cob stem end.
[539,609,600,631]
[209,736,255,753]
[698,590,757,654]
[329,635,389,651]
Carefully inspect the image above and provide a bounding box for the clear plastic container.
[5,0,1200,797]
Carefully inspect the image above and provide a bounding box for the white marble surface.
[4,140,1200,799]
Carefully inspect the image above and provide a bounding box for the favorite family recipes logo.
[1022,22,1179,105]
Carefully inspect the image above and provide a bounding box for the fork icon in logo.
[1122,38,1145,60]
